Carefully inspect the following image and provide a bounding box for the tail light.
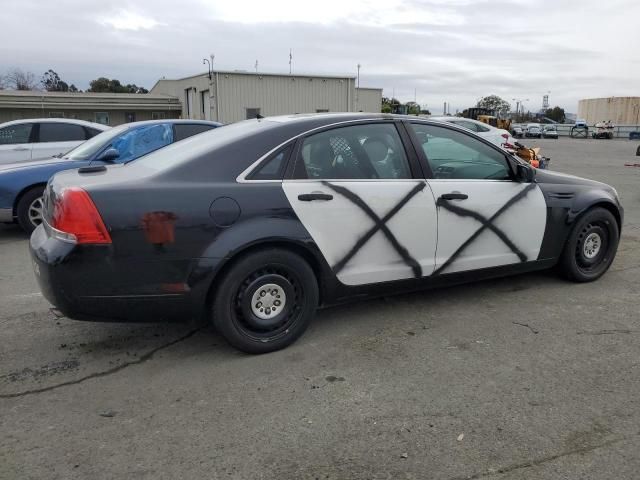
[50,187,111,244]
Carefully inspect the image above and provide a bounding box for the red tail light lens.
[51,187,112,244]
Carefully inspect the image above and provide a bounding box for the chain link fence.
[537,124,640,139]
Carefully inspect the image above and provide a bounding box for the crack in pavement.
[0,328,201,400]
[512,322,539,334]
[448,437,625,479]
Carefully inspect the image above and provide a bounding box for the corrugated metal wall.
[578,97,640,124]
[355,88,382,113]
[217,73,352,123]
[151,72,373,123]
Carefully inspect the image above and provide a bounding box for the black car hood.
[535,169,609,188]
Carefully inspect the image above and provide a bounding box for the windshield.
[63,124,130,160]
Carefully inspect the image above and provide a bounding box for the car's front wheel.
[559,207,619,282]
[16,186,46,234]
[212,248,319,353]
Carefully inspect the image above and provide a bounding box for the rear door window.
[38,123,87,142]
[0,123,33,144]
[248,146,291,180]
[294,123,412,180]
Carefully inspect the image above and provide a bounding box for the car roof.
[111,119,223,131]
[0,118,110,130]
[129,113,492,174]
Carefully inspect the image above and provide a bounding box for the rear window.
[133,120,275,171]
[174,123,216,142]
[86,128,103,138]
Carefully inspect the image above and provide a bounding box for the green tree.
[544,106,565,123]
[476,95,511,116]
[41,69,69,92]
[381,96,400,113]
[406,101,421,115]
[88,77,148,93]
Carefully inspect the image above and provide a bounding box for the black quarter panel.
[84,178,331,312]
[535,169,623,260]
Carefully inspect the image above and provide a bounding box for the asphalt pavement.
[1,137,639,479]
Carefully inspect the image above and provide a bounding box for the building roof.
[160,69,357,82]
[0,90,182,110]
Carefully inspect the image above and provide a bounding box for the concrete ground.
[1,137,639,479]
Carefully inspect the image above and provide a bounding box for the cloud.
[0,0,638,114]
[100,11,164,31]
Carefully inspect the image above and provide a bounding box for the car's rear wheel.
[212,249,319,353]
[16,186,45,234]
[559,207,619,282]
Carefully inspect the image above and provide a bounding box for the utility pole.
[356,63,361,111]
[255,60,258,73]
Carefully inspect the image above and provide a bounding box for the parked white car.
[0,118,109,165]
[429,116,514,149]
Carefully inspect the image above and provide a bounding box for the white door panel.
[428,180,546,275]
[283,180,438,286]
[30,141,82,160]
[0,144,32,164]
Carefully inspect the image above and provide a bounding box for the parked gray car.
[542,125,559,139]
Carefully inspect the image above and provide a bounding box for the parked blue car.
[0,119,221,233]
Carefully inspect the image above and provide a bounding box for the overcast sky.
[2,0,639,114]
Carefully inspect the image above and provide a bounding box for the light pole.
[202,58,212,80]
[202,55,215,121]
[512,98,529,119]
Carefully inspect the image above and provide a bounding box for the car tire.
[559,207,619,282]
[16,186,46,234]
[211,248,319,353]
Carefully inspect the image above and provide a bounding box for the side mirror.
[516,163,535,183]
[96,148,119,162]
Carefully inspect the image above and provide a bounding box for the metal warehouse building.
[0,90,182,125]
[150,70,383,124]
[578,97,640,125]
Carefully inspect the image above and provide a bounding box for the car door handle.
[439,192,468,201]
[12,147,29,151]
[298,193,333,202]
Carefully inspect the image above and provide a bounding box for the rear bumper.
[0,207,13,223]
[29,224,198,323]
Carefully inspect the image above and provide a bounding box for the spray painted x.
[322,181,426,278]
[433,183,537,275]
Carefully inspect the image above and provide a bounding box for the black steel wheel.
[212,249,318,353]
[560,207,619,282]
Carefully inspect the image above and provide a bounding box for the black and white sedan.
[31,114,623,353]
